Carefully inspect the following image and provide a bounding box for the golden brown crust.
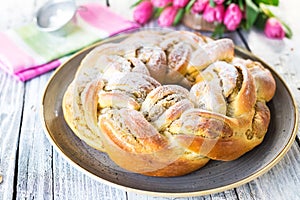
[142,155,210,177]
[229,63,257,117]
[168,109,262,161]
[62,82,106,152]
[62,30,276,177]
[189,38,235,71]
[99,109,168,153]
[232,58,276,101]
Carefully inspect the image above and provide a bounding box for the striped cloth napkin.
[0,3,139,81]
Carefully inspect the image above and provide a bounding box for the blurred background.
[0,0,134,30]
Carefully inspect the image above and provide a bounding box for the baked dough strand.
[63,30,276,177]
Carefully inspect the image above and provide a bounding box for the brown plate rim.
[41,33,298,197]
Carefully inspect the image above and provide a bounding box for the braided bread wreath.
[62,30,276,177]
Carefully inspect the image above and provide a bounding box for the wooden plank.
[0,0,50,199]
[14,72,54,200]
[0,0,32,198]
[238,0,300,137]
[236,143,300,199]
[12,70,127,200]
[127,188,238,199]
[2,0,299,199]
[52,151,127,200]
[235,0,300,199]
[0,71,25,200]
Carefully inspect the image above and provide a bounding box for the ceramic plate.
[41,34,298,197]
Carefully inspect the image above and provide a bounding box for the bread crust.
[62,30,276,177]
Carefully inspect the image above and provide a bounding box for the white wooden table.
[1,0,300,199]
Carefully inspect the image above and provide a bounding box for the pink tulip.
[264,17,285,39]
[191,0,209,14]
[133,1,154,25]
[151,0,172,7]
[223,3,243,31]
[173,0,190,8]
[158,6,178,27]
[203,4,225,23]
[214,0,225,5]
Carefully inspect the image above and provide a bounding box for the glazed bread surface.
[62,30,276,177]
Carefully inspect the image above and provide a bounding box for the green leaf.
[173,8,185,26]
[254,12,268,29]
[240,20,248,30]
[280,20,293,38]
[238,0,244,11]
[254,0,278,6]
[212,24,226,38]
[259,3,275,17]
[209,0,216,7]
[153,7,164,18]
[185,0,197,13]
[130,0,143,8]
[245,0,260,30]
[225,0,233,6]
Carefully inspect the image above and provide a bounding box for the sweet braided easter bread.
[62,30,276,177]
